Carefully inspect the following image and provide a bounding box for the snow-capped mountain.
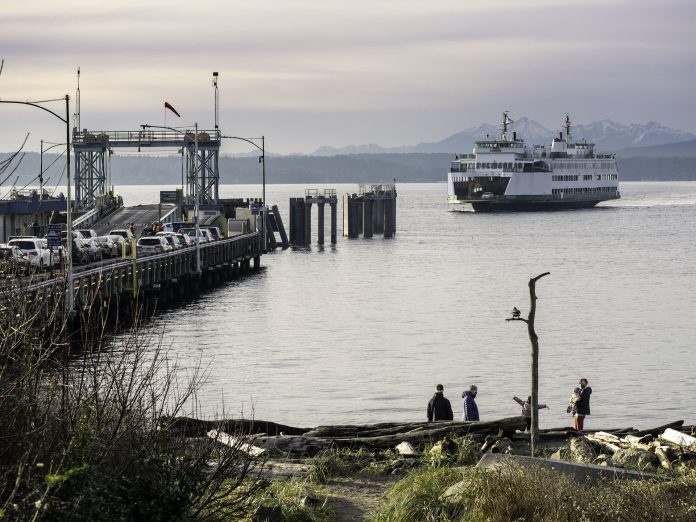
[311,118,695,155]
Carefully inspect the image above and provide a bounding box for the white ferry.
[447,113,620,211]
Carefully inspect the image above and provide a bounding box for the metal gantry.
[72,128,222,210]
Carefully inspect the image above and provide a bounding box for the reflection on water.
[111,182,696,429]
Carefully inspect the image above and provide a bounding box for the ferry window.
[492,162,497,169]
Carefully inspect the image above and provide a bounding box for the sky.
[1,0,695,155]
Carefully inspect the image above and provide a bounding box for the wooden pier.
[0,231,263,316]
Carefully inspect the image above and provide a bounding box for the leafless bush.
[0,280,265,520]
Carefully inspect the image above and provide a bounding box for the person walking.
[513,395,548,432]
[568,378,592,431]
[462,385,479,421]
[427,384,453,422]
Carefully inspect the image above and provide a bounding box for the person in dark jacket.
[462,385,479,421]
[572,378,592,431]
[427,384,453,422]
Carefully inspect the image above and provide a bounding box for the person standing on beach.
[462,385,479,421]
[427,384,453,422]
[569,378,592,431]
[513,395,548,432]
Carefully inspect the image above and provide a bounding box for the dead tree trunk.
[507,271,550,456]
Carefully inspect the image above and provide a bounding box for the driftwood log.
[163,417,311,437]
[249,417,526,455]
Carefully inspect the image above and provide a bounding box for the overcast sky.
[1,0,694,154]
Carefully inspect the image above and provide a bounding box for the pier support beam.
[317,198,325,245]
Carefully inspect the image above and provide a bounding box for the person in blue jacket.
[462,385,479,421]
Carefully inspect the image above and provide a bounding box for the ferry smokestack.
[513,132,517,140]
[559,132,563,140]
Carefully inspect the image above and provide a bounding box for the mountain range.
[312,118,696,156]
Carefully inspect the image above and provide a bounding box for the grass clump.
[372,464,696,522]
[249,479,334,522]
[372,465,462,521]
[310,447,394,483]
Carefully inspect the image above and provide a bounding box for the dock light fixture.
[0,95,74,313]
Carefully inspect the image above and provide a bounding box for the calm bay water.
[116,182,696,429]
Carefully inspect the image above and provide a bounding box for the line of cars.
[135,226,222,256]
[0,228,136,276]
[1,225,225,276]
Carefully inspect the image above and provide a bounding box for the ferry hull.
[451,196,618,212]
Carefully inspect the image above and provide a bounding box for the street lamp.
[0,96,74,313]
[220,135,266,250]
[141,123,202,273]
[221,135,265,205]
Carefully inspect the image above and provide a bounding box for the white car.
[77,229,98,239]
[156,232,184,250]
[107,234,131,256]
[178,227,210,244]
[83,238,102,262]
[137,236,172,255]
[175,233,193,247]
[38,238,64,267]
[7,237,51,270]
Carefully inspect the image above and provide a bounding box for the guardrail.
[1,231,262,310]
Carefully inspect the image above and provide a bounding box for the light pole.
[220,135,266,250]
[220,135,265,205]
[0,96,74,313]
[141,123,202,273]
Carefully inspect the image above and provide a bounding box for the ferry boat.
[447,113,620,211]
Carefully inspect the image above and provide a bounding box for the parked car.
[62,230,84,240]
[7,237,51,271]
[76,229,98,239]
[82,238,102,262]
[107,234,131,256]
[109,229,135,242]
[178,227,210,244]
[175,233,193,247]
[136,236,172,255]
[0,244,31,276]
[94,236,118,258]
[38,238,64,267]
[69,239,90,264]
[204,226,223,240]
[156,232,183,250]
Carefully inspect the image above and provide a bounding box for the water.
[115,182,696,429]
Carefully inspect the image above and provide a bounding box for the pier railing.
[1,231,262,311]
[73,129,221,146]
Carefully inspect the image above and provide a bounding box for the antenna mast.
[500,111,513,140]
[564,113,572,141]
[75,67,81,131]
[213,71,219,129]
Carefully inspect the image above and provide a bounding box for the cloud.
[1,0,695,153]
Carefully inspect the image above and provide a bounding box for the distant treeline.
[1,152,695,187]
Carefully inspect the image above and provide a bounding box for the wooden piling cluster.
[289,189,338,247]
[343,183,397,239]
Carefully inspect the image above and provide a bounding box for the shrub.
[0,284,264,520]
[372,463,696,522]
